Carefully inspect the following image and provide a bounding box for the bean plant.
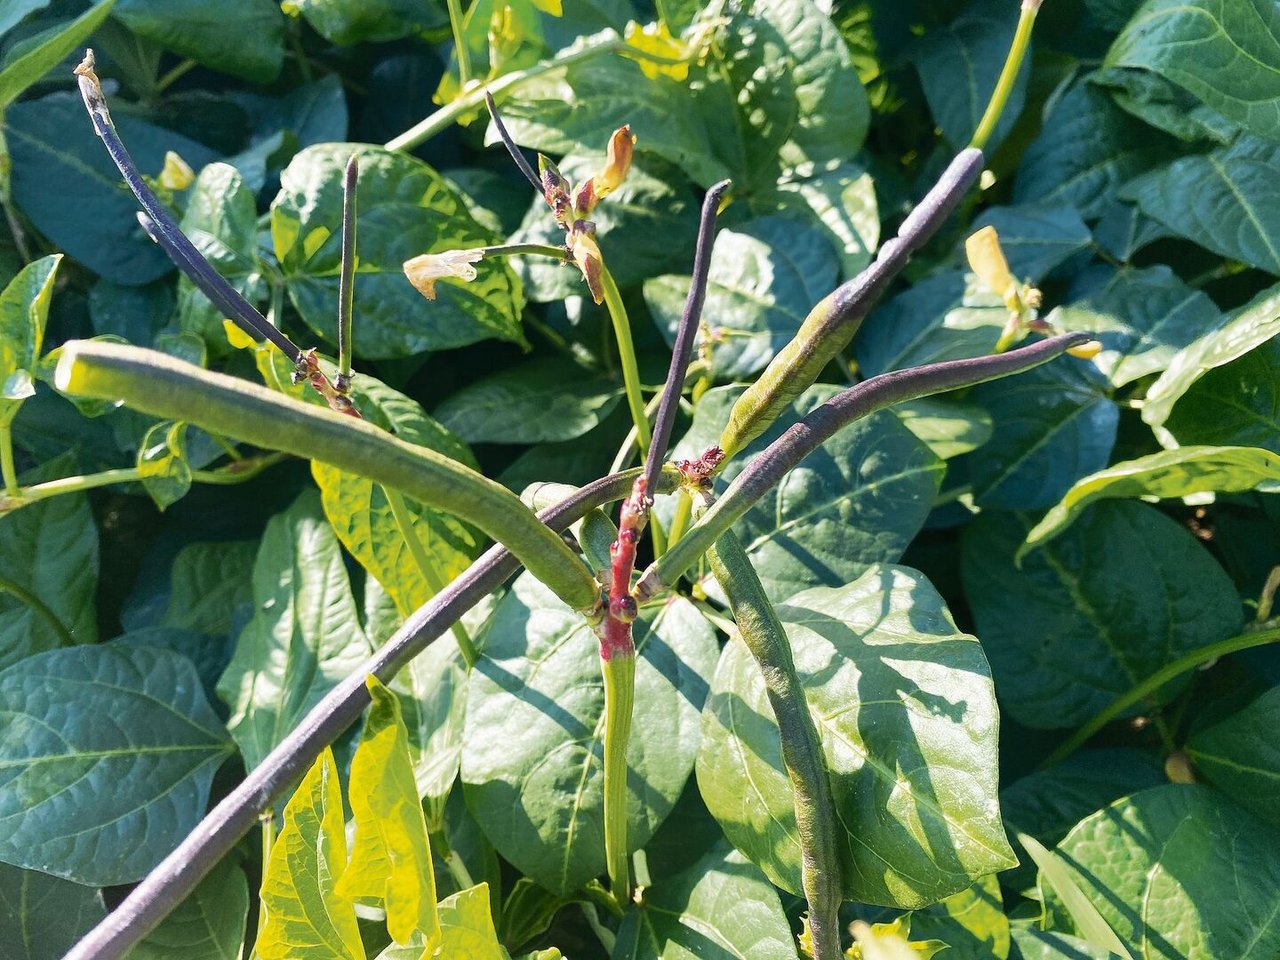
[0,1,1278,960]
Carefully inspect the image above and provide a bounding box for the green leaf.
[1023,446,1280,553]
[962,503,1243,728]
[670,386,944,602]
[915,0,1030,149]
[509,151,699,301]
[113,0,284,82]
[123,539,256,638]
[282,0,447,45]
[128,855,248,960]
[1142,281,1280,438]
[0,255,57,426]
[749,160,879,278]
[0,643,234,885]
[972,206,1092,282]
[88,278,174,345]
[216,491,371,770]
[258,748,365,960]
[1162,337,1280,453]
[893,397,993,460]
[271,143,524,359]
[313,375,480,617]
[1123,136,1280,274]
[1020,832,1133,959]
[1043,785,1280,959]
[434,883,507,960]
[0,2,52,39]
[1009,929,1115,960]
[492,37,731,187]
[643,218,840,382]
[614,843,793,960]
[177,162,264,351]
[696,565,1016,908]
[0,456,98,670]
[967,357,1118,511]
[137,420,193,510]
[1014,79,1176,220]
[998,748,1165,892]
[4,95,218,284]
[433,358,623,445]
[909,876,1011,960]
[1050,265,1222,388]
[1105,0,1280,143]
[1186,685,1280,825]
[758,0,870,169]
[461,573,717,895]
[0,0,116,109]
[0,862,105,960]
[1097,66,1240,144]
[336,677,439,948]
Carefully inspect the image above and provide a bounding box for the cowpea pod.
[719,148,984,459]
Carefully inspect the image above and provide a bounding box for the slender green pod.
[601,652,636,907]
[699,492,842,960]
[640,334,1090,599]
[719,147,984,459]
[55,339,602,614]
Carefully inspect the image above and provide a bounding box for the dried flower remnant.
[402,249,484,300]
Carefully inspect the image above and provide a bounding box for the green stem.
[667,487,692,547]
[336,155,358,390]
[55,340,601,614]
[0,424,18,497]
[480,242,568,260]
[1042,627,1280,768]
[698,493,843,960]
[0,573,74,647]
[600,263,651,459]
[0,453,288,515]
[601,651,636,909]
[382,485,478,669]
[385,36,695,152]
[969,0,1040,151]
[446,0,472,87]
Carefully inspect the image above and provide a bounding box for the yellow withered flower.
[403,249,484,300]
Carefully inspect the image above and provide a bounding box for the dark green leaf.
[910,876,1011,960]
[1098,66,1240,144]
[282,0,446,45]
[4,95,218,285]
[114,0,284,83]
[0,456,98,670]
[88,278,173,345]
[614,843,793,960]
[972,206,1092,282]
[216,491,372,770]
[894,397,993,460]
[123,540,257,638]
[1162,337,1280,452]
[1186,685,1280,825]
[0,643,234,884]
[962,503,1243,728]
[1015,80,1176,220]
[433,358,623,444]
[916,0,1030,149]
[1142,281,1280,437]
[697,565,1016,907]
[0,862,105,960]
[1050,265,1221,388]
[967,357,1118,511]
[1009,928,1114,960]
[670,385,944,602]
[1105,0,1280,143]
[272,143,524,359]
[0,2,52,39]
[0,0,116,109]
[129,855,248,960]
[643,218,840,382]
[1123,136,1280,274]
[1044,785,1280,959]
[461,574,717,895]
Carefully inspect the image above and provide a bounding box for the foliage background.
[1,0,1279,957]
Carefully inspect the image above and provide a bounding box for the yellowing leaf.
[221,319,256,350]
[432,883,506,960]
[336,676,440,948]
[624,20,690,80]
[528,0,561,14]
[258,748,365,960]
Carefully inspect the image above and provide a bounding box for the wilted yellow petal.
[158,150,195,191]
[222,319,256,350]
[965,225,1015,300]
[594,125,635,199]
[404,249,484,300]
[1068,339,1103,359]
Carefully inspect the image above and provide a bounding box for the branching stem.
[970,0,1041,151]
[0,424,18,497]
